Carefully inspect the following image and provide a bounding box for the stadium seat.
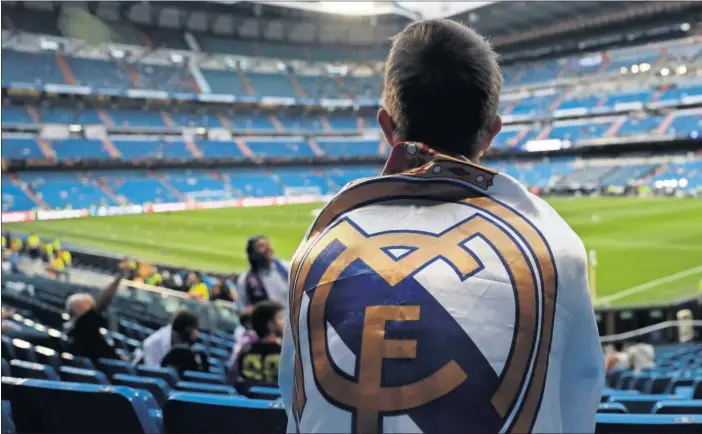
[611,395,682,414]
[3,378,161,433]
[1,360,10,377]
[182,370,225,385]
[598,403,628,414]
[34,346,61,371]
[61,353,95,370]
[653,400,702,415]
[9,339,35,363]
[2,401,15,434]
[650,376,674,394]
[175,381,236,395]
[98,358,137,379]
[113,374,171,408]
[137,366,179,388]
[164,392,287,433]
[9,360,59,381]
[59,366,109,385]
[596,413,702,433]
[1,337,14,361]
[248,386,282,400]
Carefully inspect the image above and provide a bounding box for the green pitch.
[5,197,702,307]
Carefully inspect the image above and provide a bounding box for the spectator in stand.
[26,233,41,259]
[47,251,69,281]
[187,271,209,301]
[160,310,209,376]
[64,259,131,364]
[232,300,284,394]
[209,279,234,302]
[226,306,256,382]
[145,267,164,287]
[236,236,289,309]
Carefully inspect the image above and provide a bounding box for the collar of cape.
[380,141,497,190]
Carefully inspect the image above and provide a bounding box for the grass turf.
[5,197,702,307]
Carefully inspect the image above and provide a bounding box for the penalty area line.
[595,265,702,305]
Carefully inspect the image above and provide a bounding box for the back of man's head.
[251,300,283,338]
[171,310,199,335]
[65,293,96,318]
[381,19,502,160]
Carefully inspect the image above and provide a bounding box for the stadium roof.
[7,1,700,52]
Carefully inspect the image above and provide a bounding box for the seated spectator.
[233,300,284,394]
[143,309,180,367]
[161,310,209,376]
[47,251,69,281]
[64,260,131,364]
[187,271,209,301]
[605,340,655,373]
[209,279,234,302]
[145,267,164,286]
[226,307,256,380]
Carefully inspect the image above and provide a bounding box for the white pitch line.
[596,265,702,305]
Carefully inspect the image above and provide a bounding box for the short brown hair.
[382,19,502,159]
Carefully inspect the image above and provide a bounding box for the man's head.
[171,309,200,344]
[188,271,202,285]
[251,300,284,339]
[247,235,274,271]
[380,19,503,161]
[65,293,96,318]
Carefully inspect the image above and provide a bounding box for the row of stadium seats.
[0,136,387,160]
[501,83,702,118]
[0,105,372,131]
[2,111,699,163]
[1,166,381,211]
[4,158,701,212]
[2,46,701,100]
[3,29,701,92]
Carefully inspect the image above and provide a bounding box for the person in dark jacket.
[64,259,131,364]
[160,310,209,376]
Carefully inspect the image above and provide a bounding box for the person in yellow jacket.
[146,269,164,287]
[11,237,23,253]
[47,252,69,282]
[60,250,72,268]
[44,243,54,262]
[187,272,209,301]
[27,233,40,259]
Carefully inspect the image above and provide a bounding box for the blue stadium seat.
[175,381,236,395]
[98,358,137,378]
[182,370,225,385]
[164,392,287,433]
[61,353,95,370]
[9,339,35,363]
[611,394,682,414]
[9,360,59,381]
[1,401,15,434]
[649,376,674,394]
[653,400,702,415]
[1,337,14,361]
[149,408,163,434]
[1,360,10,377]
[137,366,179,388]
[598,402,628,414]
[34,346,61,371]
[248,386,282,400]
[3,378,160,433]
[113,374,171,408]
[596,413,702,433]
[59,366,109,385]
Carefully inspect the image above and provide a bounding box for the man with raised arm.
[64,259,131,363]
[279,19,604,434]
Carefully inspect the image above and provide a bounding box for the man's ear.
[482,115,502,154]
[378,108,397,147]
